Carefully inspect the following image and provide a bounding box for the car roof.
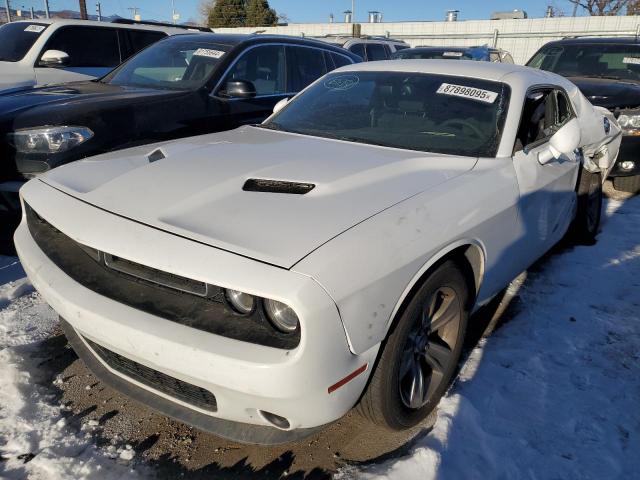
[9,18,193,34]
[545,36,640,45]
[167,32,362,55]
[334,59,568,85]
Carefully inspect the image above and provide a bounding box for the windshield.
[0,22,48,62]
[393,50,473,60]
[264,72,510,157]
[104,37,230,90]
[527,43,640,82]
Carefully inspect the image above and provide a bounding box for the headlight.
[7,126,94,154]
[264,298,299,333]
[225,289,255,314]
[618,113,640,135]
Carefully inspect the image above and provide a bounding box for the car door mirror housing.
[39,50,70,67]
[272,97,289,115]
[220,80,257,99]
[538,118,581,165]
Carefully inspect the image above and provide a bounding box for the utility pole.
[171,0,176,24]
[4,0,11,22]
[43,0,49,18]
[96,1,101,21]
[79,0,88,19]
[351,0,355,23]
[30,6,34,18]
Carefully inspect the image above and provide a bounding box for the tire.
[357,260,469,430]
[613,175,640,195]
[568,168,602,245]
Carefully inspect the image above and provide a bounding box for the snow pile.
[0,257,142,479]
[354,197,640,479]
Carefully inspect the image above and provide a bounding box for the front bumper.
[15,180,378,444]
[610,135,640,177]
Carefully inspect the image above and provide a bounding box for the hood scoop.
[242,178,315,195]
[147,148,166,163]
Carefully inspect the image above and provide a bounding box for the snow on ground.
[350,197,640,479]
[0,257,144,479]
[0,196,639,479]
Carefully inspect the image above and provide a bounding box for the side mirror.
[39,50,70,67]
[272,97,289,115]
[220,80,256,99]
[538,118,581,165]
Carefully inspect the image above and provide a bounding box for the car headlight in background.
[7,126,94,153]
[223,288,300,333]
[617,112,640,136]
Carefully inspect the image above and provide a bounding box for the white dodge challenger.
[15,61,621,444]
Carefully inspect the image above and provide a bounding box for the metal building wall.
[215,16,640,64]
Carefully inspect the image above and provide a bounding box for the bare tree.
[199,0,215,23]
[567,0,630,15]
[277,12,290,24]
[628,0,640,13]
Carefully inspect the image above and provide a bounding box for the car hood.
[0,80,184,118]
[40,126,477,268]
[568,76,640,109]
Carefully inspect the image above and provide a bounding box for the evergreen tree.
[245,0,277,27]
[207,0,246,28]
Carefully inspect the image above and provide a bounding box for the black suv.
[0,33,359,224]
[527,37,640,194]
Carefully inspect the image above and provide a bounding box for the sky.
[16,1,592,24]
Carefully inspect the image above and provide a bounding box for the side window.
[331,52,353,68]
[41,26,120,67]
[366,43,388,61]
[289,46,327,92]
[223,45,286,96]
[348,43,365,60]
[124,30,166,60]
[515,88,574,153]
[394,44,410,51]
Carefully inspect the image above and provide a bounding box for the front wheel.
[357,260,469,430]
[568,169,602,245]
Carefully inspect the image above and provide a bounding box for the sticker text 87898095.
[436,83,498,104]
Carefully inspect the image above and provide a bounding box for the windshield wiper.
[255,122,286,131]
[579,74,623,81]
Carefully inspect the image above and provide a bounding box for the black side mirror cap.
[220,80,257,99]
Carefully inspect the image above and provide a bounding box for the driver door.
[512,88,581,260]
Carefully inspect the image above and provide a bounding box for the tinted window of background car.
[331,52,353,68]
[394,50,472,60]
[289,46,327,91]
[225,45,286,95]
[42,26,120,67]
[106,39,230,90]
[528,44,640,82]
[366,43,388,61]
[123,30,167,60]
[0,22,49,62]
[349,43,366,59]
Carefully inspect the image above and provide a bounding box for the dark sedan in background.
[528,37,640,194]
[0,33,360,228]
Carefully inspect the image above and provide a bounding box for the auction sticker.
[324,75,359,91]
[24,25,45,33]
[436,83,498,103]
[623,57,640,65]
[193,48,225,59]
[442,51,464,57]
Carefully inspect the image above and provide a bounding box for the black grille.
[84,337,217,411]
[243,179,315,194]
[25,203,300,349]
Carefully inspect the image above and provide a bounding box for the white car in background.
[0,19,195,92]
[15,61,621,444]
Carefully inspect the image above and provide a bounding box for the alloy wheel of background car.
[398,286,461,410]
[612,175,640,195]
[357,260,469,430]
